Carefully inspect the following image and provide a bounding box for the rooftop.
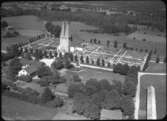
[100,109,123,120]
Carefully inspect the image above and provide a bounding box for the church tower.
[57,21,70,55]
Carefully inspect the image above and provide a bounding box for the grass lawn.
[1,35,30,50]
[2,15,166,56]
[77,67,125,84]
[2,95,58,120]
[139,75,166,119]
[146,63,166,73]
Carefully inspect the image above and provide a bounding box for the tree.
[102,59,105,66]
[73,74,81,82]
[45,22,61,37]
[84,102,100,120]
[114,40,118,48]
[156,56,160,63]
[68,83,86,98]
[85,79,100,95]
[91,60,94,65]
[121,95,134,116]
[120,64,130,75]
[154,48,157,55]
[17,75,32,82]
[107,62,111,67]
[63,56,72,69]
[74,55,78,62]
[90,39,93,43]
[23,52,32,60]
[86,56,89,64]
[113,63,122,73]
[123,42,127,49]
[40,87,54,103]
[33,49,43,60]
[46,96,64,107]
[7,44,21,57]
[98,40,101,44]
[96,58,100,66]
[51,58,64,70]
[7,58,22,81]
[102,89,121,109]
[163,57,166,63]
[37,65,52,78]
[80,55,84,63]
[94,38,97,44]
[123,80,136,97]
[73,92,89,115]
[99,79,112,91]
[1,21,8,28]
[54,51,58,57]
[106,40,110,47]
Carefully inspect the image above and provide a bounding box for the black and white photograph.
[1,0,166,120]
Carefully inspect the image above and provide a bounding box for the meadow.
[146,62,166,73]
[2,15,166,56]
[76,67,125,84]
[2,95,58,120]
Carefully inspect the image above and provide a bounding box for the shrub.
[121,95,134,116]
[68,83,86,98]
[17,75,32,82]
[38,79,50,87]
[46,96,64,108]
[40,87,54,103]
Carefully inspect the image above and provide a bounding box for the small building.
[39,57,56,67]
[49,83,68,98]
[100,109,123,120]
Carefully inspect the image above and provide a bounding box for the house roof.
[20,58,43,74]
[100,109,123,120]
[52,113,89,120]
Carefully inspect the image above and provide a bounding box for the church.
[57,21,70,55]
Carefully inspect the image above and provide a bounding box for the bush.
[46,96,64,108]
[73,74,81,82]
[123,80,136,97]
[38,79,50,87]
[102,89,122,110]
[121,95,134,116]
[37,65,52,78]
[99,79,112,91]
[68,83,86,98]
[17,75,32,82]
[85,79,101,95]
[40,87,54,103]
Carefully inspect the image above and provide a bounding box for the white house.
[17,69,29,77]
[39,57,56,67]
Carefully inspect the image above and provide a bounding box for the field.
[139,75,166,119]
[1,35,30,50]
[1,15,45,51]
[1,15,166,56]
[76,67,125,84]
[146,63,166,73]
[2,95,58,120]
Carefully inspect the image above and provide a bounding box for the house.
[18,58,43,77]
[49,83,68,98]
[39,57,56,67]
[100,109,123,120]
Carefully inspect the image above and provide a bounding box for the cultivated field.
[1,15,166,56]
[146,63,166,73]
[139,75,166,119]
[2,95,58,120]
[1,15,45,51]
[76,67,125,84]
[1,36,30,50]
